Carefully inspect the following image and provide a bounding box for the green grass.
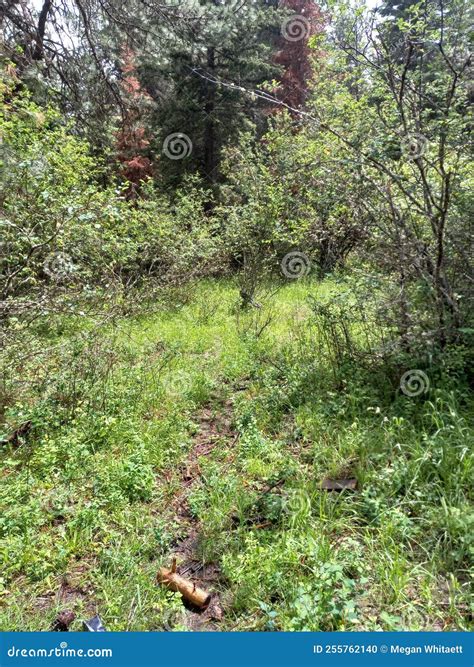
[0,278,472,631]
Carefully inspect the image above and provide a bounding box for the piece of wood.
[157,562,211,609]
[251,521,272,530]
[321,478,357,491]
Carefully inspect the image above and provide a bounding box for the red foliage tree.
[115,47,153,198]
[274,0,324,111]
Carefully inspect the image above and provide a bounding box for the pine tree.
[140,0,281,189]
[273,0,324,110]
[115,46,153,198]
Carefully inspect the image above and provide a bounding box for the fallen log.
[157,559,211,609]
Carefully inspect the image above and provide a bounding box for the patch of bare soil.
[167,395,238,630]
[32,562,97,628]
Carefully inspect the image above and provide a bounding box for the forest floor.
[0,279,472,631]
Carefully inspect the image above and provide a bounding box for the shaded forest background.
[1,0,472,344]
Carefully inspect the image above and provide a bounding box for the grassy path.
[166,394,238,630]
[1,280,472,631]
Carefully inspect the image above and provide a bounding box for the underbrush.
[218,380,472,631]
[0,279,472,631]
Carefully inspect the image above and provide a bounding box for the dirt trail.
[167,394,238,630]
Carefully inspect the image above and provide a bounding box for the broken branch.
[157,561,211,609]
